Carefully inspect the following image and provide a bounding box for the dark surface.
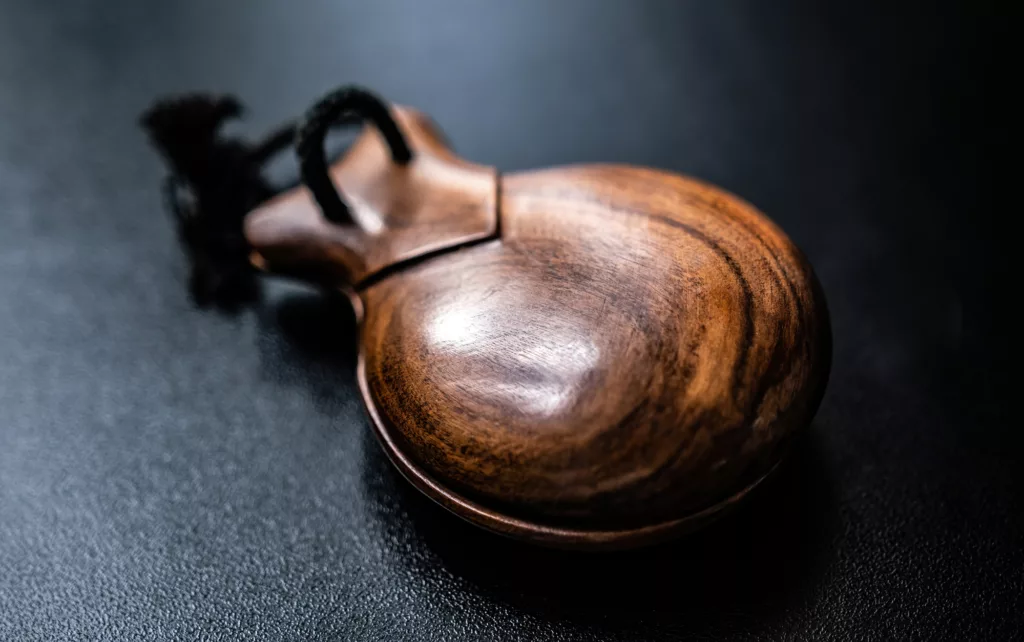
[0,2,1015,640]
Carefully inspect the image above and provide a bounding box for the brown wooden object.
[245,90,831,549]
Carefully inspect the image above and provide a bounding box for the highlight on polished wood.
[242,87,832,549]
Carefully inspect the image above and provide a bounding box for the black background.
[0,2,1017,640]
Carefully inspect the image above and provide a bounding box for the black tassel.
[140,94,294,310]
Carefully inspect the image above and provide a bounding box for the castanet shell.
[247,109,831,550]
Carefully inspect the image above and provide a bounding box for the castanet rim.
[355,353,779,551]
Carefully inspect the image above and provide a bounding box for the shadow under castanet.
[253,284,362,415]
[360,423,838,633]
[255,286,839,633]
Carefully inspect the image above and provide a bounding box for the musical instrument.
[144,85,831,549]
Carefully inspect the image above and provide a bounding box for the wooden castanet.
[243,87,831,550]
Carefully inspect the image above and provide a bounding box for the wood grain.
[244,106,496,286]
[359,165,830,542]
[243,112,830,548]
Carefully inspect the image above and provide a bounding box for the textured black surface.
[0,2,1017,640]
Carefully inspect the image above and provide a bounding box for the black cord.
[141,86,410,307]
[295,86,413,223]
[251,122,299,166]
